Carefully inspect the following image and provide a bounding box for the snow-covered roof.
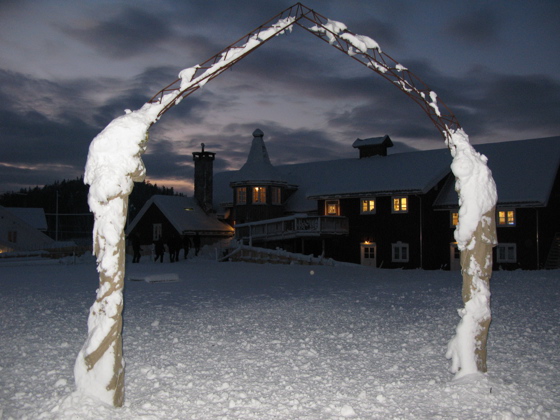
[215,147,452,213]
[352,135,393,149]
[125,195,233,235]
[215,136,560,214]
[434,136,560,208]
[230,129,285,184]
[4,207,48,231]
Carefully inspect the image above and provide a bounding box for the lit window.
[253,186,266,204]
[237,187,247,204]
[498,209,516,226]
[361,198,376,214]
[272,187,281,205]
[393,196,408,213]
[392,241,409,262]
[496,243,516,263]
[325,200,340,216]
[451,212,459,226]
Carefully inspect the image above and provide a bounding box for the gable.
[126,195,233,235]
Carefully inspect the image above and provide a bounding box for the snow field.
[0,257,558,419]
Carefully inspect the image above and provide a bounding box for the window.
[8,231,17,243]
[496,243,517,263]
[392,196,408,213]
[451,211,459,227]
[361,198,376,214]
[237,187,247,204]
[153,224,162,241]
[272,187,281,205]
[253,186,266,204]
[325,200,340,216]
[497,209,516,226]
[392,241,409,262]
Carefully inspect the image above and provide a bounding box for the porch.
[235,214,349,243]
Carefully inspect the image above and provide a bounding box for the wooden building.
[213,131,560,270]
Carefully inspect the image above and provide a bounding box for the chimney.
[352,135,393,158]
[192,143,215,213]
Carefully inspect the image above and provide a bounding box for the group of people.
[130,232,201,263]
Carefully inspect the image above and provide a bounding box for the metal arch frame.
[148,2,461,139]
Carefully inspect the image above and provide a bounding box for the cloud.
[444,9,501,46]
[61,7,174,59]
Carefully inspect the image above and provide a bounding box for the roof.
[352,134,393,149]
[230,129,285,184]
[215,147,452,213]
[125,195,233,235]
[0,205,54,251]
[4,207,48,231]
[434,136,560,208]
[215,135,560,214]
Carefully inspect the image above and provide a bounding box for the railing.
[235,215,348,242]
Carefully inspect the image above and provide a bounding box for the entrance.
[361,243,377,267]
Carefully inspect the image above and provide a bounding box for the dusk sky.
[1,0,559,195]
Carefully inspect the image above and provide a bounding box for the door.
[361,243,377,267]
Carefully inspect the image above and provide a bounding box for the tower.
[192,143,215,213]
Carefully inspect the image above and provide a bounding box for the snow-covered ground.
[0,253,558,419]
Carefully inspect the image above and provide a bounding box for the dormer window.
[253,186,266,204]
[392,196,408,213]
[325,200,340,216]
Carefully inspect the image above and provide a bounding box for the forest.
[0,178,178,242]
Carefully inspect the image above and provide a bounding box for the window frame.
[361,198,376,214]
[392,241,409,262]
[392,196,408,213]
[496,243,517,263]
[497,208,516,227]
[271,186,282,205]
[236,187,247,205]
[450,211,459,227]
[153,223,162,241]
[325,199,340,216]
[252,186,267,204]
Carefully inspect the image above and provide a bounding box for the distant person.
[154,238,164,263]
[193,232,201,256]
[172,234,181,262]
[167,235,177,263]
[131,233,141,263]
[183,235,191,259]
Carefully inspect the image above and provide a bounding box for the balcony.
[235,214,349,243]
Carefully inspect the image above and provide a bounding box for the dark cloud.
[444,9,501,46]
[62,7,173,58]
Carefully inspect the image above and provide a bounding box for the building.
[125,145,234,256]
[0,206,54,253]
[213,130,560,270]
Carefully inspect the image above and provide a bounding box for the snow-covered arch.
[78,3,497,406]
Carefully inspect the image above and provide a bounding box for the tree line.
[0,178,179,241]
